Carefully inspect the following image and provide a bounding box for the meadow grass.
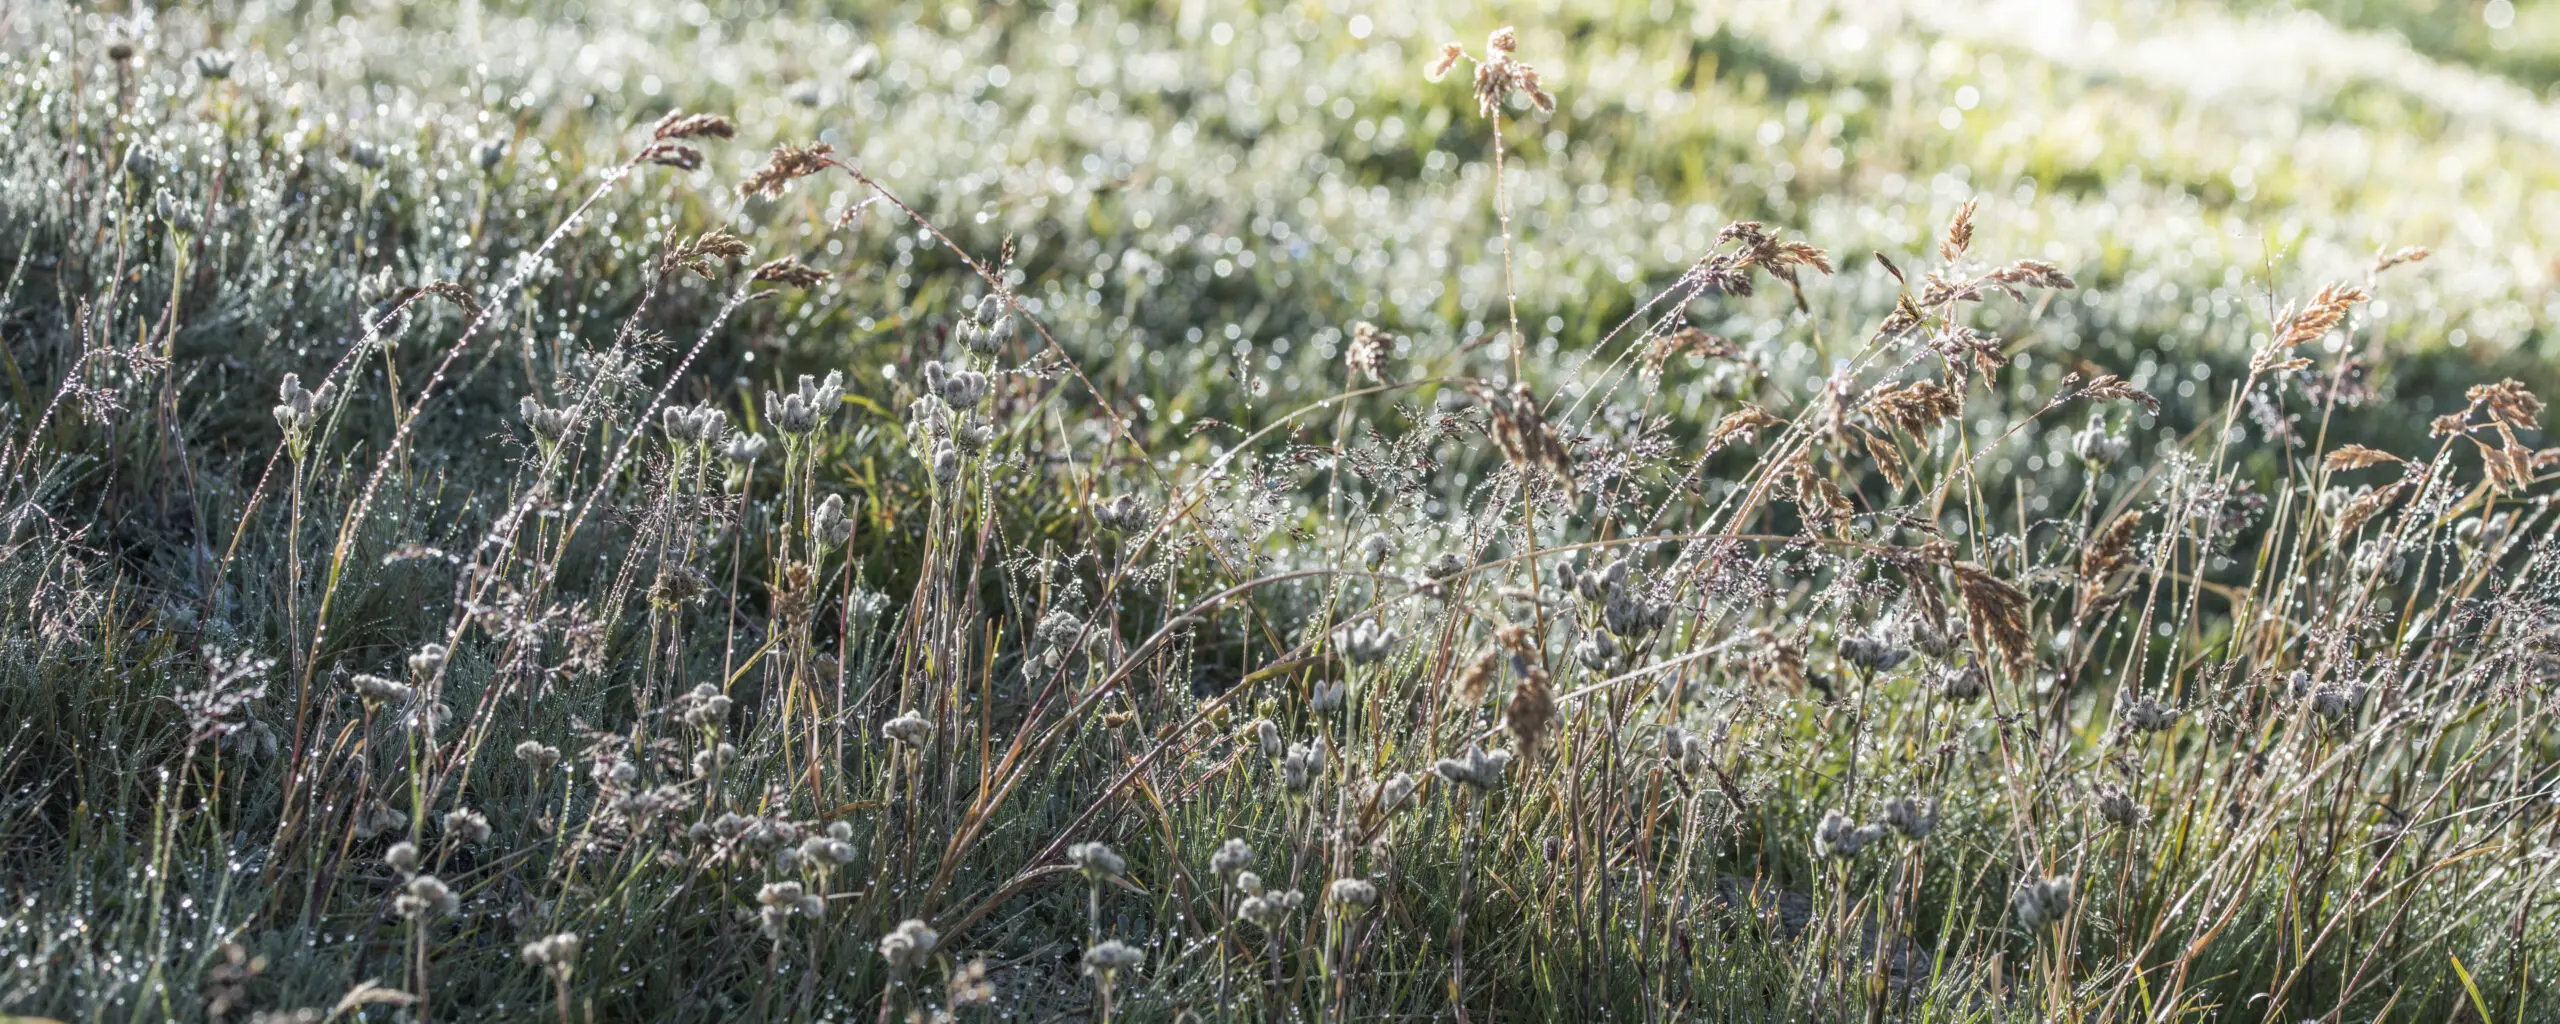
[2,2,2557,1021]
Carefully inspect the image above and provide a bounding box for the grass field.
[2,1,2558,1021]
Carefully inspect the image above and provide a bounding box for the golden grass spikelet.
[1864,380,1962,439]
[1939,197,1978,264]
[1424,43,1464,83]
[2255,284,2368,373]
[1983,259,2077,294]
[1346,322,1392,384]
[1951,561,2032,666]
[1860,430,1909,489]
[1504,664,1554,758]
[2334,480,2409,537]
[664,230,754,280]
[1640,326,1737,383]
[2077,373,2159,413]
[739,143,835,199]
[387,281,480,320]
[2483,439,2536,494]
[2371,245,2429,275]
[1474,382,1576,498]
[1783,456,1851,533]
[751,258,829,288]
[2079,512,2144,583]
[651,110,738,140]
[1465,29,1554,117]
[2467,379,2545,433]
[773,561,818,631]
[642,143,704,171]
[1708,405,1786,450]
[1453,646,1500,705]
[2322,444,2403,472]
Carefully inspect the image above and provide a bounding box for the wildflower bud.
[521,932,579,980]
[1234,870,1265,897]
[1068,841,1127,880]
[1431,747,1512,791]
[1239,889,1303,928]
[1337,620,1399,666]
[724,432,769,464]
[1082,939,1143,976]
[1940,663,1988,702]
[2073,419,2127,468]
[401,875,459,918]
[883,710,931,748]
[2094,785,2146,829]
[1425,42,1464,83]
[1487,27,1518,54]
[878,919,938,971]
[1882,796,1939,841]
[519,396,573,442]
[2012,876,2074,930]
[194,50,234,80]
[1255,719,1283,760]
[811,493,854,547]
[1377,772,1417,813]
[1327,878,1380,912]
[2115,689,2183,733]
[474,138,508,172]
[348,140,387,171]
[515,740,561,771]
[1282,739,1328,792]
[1839,633,1910,673]
[350,673,414,705]
[1814,808,1886,859]
[443,808,491,845]
[1211,838,1255,880]
[938,368,990,409]
[407,643,449,676]
[1358,532,1395,571]
[385,841,421,875]
[1573,632,1618,672]
[1309,680,1348,712]
[758,881,806,907]
[1095,494,1152,533]
[932,441,961,485]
